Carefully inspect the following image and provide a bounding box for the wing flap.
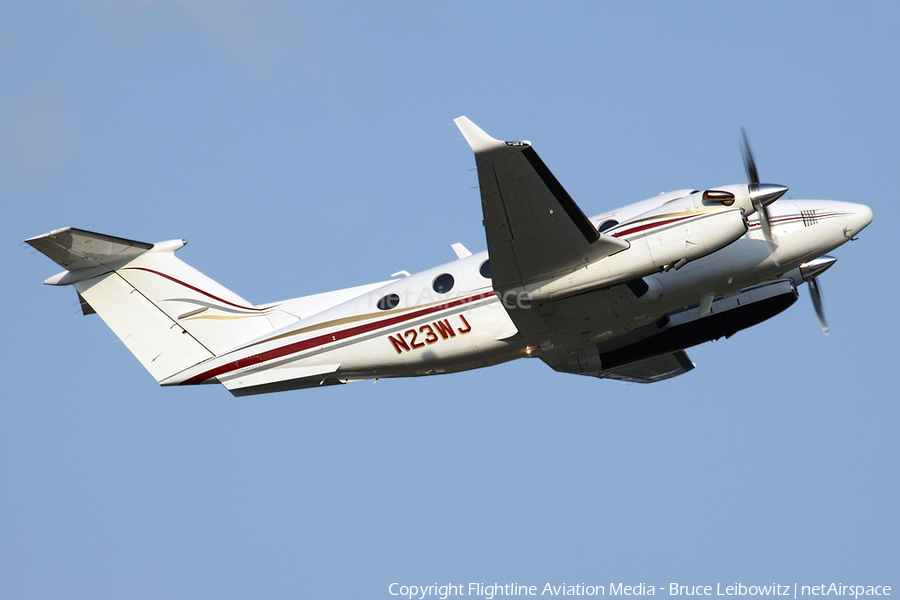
[542,347,695,384]
[591,350,695,384]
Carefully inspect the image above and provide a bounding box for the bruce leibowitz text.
[389,582,891,600]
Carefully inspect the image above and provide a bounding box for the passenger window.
[432,273,454,294]
[479,260,491,279]
[376,293,400,310]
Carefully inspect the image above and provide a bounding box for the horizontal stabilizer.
[26,227,154,271]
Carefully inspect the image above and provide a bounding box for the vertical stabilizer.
[27,228,276,382]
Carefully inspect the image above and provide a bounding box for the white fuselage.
[164,193,872,391]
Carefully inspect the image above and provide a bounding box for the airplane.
[25,117,873,395]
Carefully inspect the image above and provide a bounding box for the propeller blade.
[758,208,779,265]
[756,202,775,242]
[749,183,788,249]
[808,277,829,335]
[740,127,759,186]
[753,195,779,264]
[740,128,788,265]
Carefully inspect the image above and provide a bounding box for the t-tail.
[26,227,277,383]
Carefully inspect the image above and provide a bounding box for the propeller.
[740,128,788,260]
[808,277,828,335]
[799,256,837,336]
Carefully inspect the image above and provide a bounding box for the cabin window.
[598,219,619,233]
[376,293,400,310]
[432,273,455,294]
[479,260,491,279]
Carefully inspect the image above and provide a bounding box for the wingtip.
[453,116,506,153]
[24,226,73,245]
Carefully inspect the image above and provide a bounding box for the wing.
[455,117,634,346]
[454,117,628,293]
[542,348,695,384]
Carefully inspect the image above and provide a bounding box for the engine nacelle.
[622,204,748,272]
[526,205,747,302]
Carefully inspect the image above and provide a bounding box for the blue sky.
[2,2,897,598]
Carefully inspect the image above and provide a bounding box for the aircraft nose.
[842,202,873,237]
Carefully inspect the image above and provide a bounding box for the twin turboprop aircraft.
[26,117,873,395]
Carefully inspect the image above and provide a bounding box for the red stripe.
[183,291,496,384]
[747,212,846,228]
[122,267,265,312]
[612,214,693,238]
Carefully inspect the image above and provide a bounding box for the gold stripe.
[233,287,494,352]
[615,207,719,228]
[182,314,263,321]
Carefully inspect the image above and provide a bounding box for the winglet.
[454,116,508,154]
